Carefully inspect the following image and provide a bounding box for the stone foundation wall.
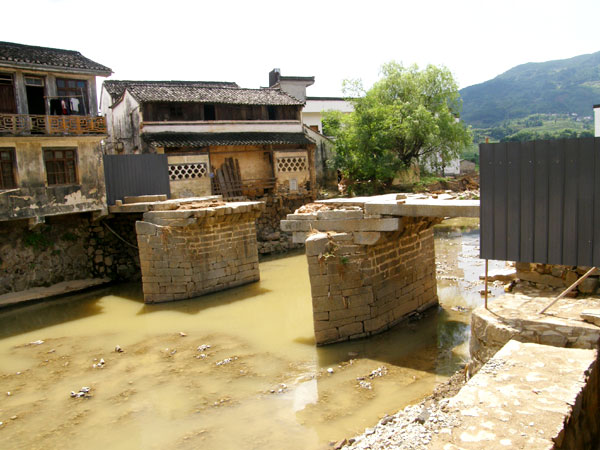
[516,262,600,294]
[306,225,438,345]
[89,214,141,281]
[0,213,141,295]
[256,194,313,254]
[136,204,262,303]
[470,294,600,372]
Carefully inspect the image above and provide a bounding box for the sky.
[2,0,599,97]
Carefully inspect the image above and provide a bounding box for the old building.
[100,80,317,200]
[0,41,111,222]
[0,41,119,296]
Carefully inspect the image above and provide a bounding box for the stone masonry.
[470,289,600,373]
[135,200,264,303]
[280,193,479,345]
[305,226,438,345]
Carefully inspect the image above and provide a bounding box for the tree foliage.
[326,62,471,192]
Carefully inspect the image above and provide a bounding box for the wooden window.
[0,148,16,189]
[43,148,77,185]
[0,73,17,114]
[55,78,88,115]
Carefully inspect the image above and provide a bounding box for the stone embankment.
[516,262,600,294]
[255,194,313,254]
[0,213,140,297]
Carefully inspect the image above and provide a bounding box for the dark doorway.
[26,85,46,115]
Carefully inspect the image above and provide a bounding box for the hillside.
[459,51,600,128]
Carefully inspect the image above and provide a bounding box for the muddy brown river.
[0,219,505,450]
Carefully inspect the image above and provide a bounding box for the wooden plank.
[479,143,494,259]
[519,141,535,263]
[533,140,549,263]
[506,142,521,261]
[562,139,579,265]
[594,137,600,267]
[547,139,564,264]
[577,138,595,266]
[493,142,508,260]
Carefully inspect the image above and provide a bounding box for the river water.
[0,219,505,450]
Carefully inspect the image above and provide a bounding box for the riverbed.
[0,219,505,450]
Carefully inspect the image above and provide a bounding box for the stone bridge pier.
[281,194,479,345]
[133,198,264,303]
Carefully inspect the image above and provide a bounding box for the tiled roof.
[103,80,239,101]
[143,132,312,147]
[112,81,303,106]
[0,41,111,75]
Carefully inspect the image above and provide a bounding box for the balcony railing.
[0,114,106,135]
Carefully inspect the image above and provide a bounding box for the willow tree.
[326,62,472,193]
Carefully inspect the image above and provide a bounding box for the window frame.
[55,78,88,115]
[43,148,78,186]
[0,148,17,189]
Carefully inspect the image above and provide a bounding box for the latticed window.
[0,148,16,189]
[169,163,207,181]
[277,156,307,172]
[44,148,77,185]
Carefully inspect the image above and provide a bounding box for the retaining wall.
[0,213,140,295]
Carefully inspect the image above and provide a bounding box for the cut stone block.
[430,340,599,450]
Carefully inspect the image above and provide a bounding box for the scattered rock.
[6,392,11,396]
[216,357,237,366]
[29,340,44,345]
[197,344,211,352]
[333,438,347,449]
[179,332,187,337]
[114,345,124,353]
[327,368,334,374]
[10,416,17,420]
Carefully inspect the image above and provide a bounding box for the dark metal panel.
[533,141,549,263]
[519,141,535,263]
[103,154,170,205]
[506,142,521,261]
[479,144,494,259]
[594,137,600,267]
[562,141,579,266]
[547,139,564,265]
[577,138,595,266]
[493,143,508,260]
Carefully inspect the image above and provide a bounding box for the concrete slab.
[365,198,479,218]
[430,340,598,450]
[0,278,111,308]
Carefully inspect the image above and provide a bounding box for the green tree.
[326,62,472,193]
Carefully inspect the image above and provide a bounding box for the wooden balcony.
[0,114,106,135]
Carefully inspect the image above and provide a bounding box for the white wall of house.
[595,105,600,137]
[109,91,142,154]
[302,98,354,134]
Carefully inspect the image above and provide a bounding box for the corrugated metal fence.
[480,137,600,266]
[103,154,170,205]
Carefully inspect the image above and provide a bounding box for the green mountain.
[459,51,600,128]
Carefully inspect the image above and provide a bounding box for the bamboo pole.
[539,267,597,314]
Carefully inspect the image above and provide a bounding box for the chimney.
[269,68,281,87]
